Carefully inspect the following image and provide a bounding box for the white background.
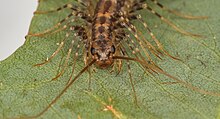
[0,1,37,61]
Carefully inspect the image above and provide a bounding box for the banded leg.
[135,14,180,60]
[129,3,203,37]
[122,21,154,62]
[150,0,208,19]
[35,0,88,14]
[117,17,153,61]
[123,15,163,58]
[34,34,67,67]
[111,44,122,74]
[34,25,86,67]
[113,30,128,74]
[142,4,203,37]
[67,26,92,87]
[27,13,73,37]
[66,38,83,84]
[114,56,220,98]
[117,32,157,75]
[52,38,76,81]
[119,44,138,106]
[119,14,162,61]
[127,60,138,106]
[34,4,82,14]
[66,26,89,84]
[52,26,86,80]
[25,59,96,118]
[121,37,156,75]
[28,11,91,37]
[119,32,150,63]
[124,34,149,62]
[120,38,164,76]
[115,51,220,98]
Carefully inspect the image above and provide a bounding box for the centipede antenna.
[22,60,96,119]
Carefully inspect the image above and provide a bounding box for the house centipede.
[17,0,219,118]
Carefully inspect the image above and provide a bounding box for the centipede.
[16,0,219,118]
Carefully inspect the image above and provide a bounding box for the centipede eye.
[111,45,115,53]
[91,47,96,55]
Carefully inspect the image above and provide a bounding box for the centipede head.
[91,45,116,69]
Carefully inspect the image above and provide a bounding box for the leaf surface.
[0,0,220,119]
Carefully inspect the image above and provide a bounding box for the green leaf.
[0,0,220,119]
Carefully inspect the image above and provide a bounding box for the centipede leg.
[135,14,180,60]
[150,0,208,19]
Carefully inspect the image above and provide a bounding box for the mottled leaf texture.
[0,0,220,119]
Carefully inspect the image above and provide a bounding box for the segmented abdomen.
[92,0,118,52]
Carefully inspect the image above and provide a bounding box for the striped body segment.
[91,0,118,68]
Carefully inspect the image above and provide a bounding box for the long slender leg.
[120,39,156,75]
[53,25,88,81]
[52,37,76,81]
[27,13,74,37]
[34,34,67,66]
[28,11,91,37]
[119,14,162,62]
[121,35,164,75]
[118,20,153,61]
[23,59,96,119]
[115,28,158,75]
[129,23,163,60]
[36,0,88,14]
[135,14,180,60]
[34,3,82,14]
[117,31,155,65]
[84,47,92,91]
[119,45,139,106]
[150,0,208,19]
[114,56,220,97]
[68,25,92,89]
[129,3,203,37]
[127,60,138,106]
[75,25,92,90]
[66,38,83,84]
[144,4,204,37]
[34,25,86,67]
